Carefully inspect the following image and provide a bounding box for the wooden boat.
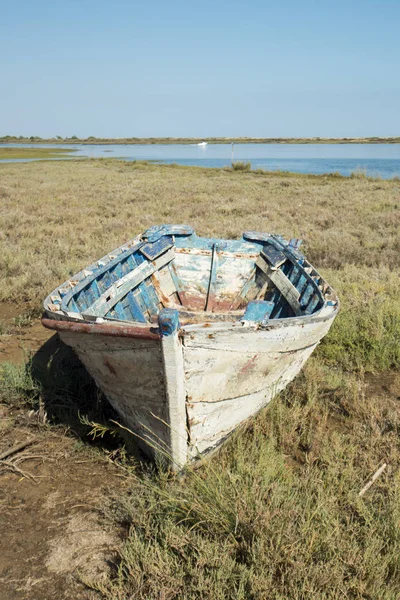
[42,225,339,469]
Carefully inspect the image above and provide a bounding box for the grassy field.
[0,146,77,159]
[0,159,399,599]
[1,135,400,145]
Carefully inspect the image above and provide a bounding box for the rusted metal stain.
[239,354,259,374]
[174,248,260,259]
[42,318,160,340]
[104,358,117,376]
[151,273,175,308]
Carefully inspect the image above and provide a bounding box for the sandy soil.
[0,305,127,600]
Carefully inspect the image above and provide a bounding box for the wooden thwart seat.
[255,254,303,316]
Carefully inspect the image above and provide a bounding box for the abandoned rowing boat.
[42,225,339,469]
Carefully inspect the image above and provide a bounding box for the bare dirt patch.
[0,303,53,365]
[0,421,125,599]
[0,366,126,600]
[365,371,400,400]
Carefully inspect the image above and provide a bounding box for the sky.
[1,0,399,138]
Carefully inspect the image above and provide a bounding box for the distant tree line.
[1,135,399,145]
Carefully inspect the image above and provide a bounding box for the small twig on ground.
[0,439,37,461]
[0,459,38,482]
[359,463,387,497]
[13,455,46,467]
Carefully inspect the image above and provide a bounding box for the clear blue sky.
[1,0,399,138]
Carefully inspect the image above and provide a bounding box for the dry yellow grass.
[1,158,399,370]
[1,158,400,598]
[1,159,399,303]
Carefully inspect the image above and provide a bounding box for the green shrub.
[0,361,40,407]
[319,267,400,372]
[90,361,400,600]
[231,161,251,172]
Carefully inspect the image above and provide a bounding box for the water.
[2,143,400,179]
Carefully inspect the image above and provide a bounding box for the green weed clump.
[231,161,251,171]
[319,267,400,372]
[0,361,40,407]
[89,361,400,600]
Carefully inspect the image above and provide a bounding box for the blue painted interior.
[242,301,274,324]
[52,226,330,324]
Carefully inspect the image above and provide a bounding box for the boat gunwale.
[42,298,338,341]
[43,227,339,327]
[41,317,161,340]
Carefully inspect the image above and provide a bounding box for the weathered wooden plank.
[174,251,255,310]
[304,293,321,315]
[228,267,257,310]
[175,234,262,255]
[179,310,242,324]
[140,235,174,260]
[151,272,174,307]
[159,309,187,470]
[172,252,210,309]
[58,330,170,456]
[183,315,335,354]
[270,268,300,317]
[174,247,260,259]
[256,255,302,316]
[186,344,316,456]
[127,291,147,323]
[213,256,254,301]
[166,262,184,303]
[300,281,315,309]
[241,300,274,325]
[157,265,177,298]
[86,261,153,315]
[136,280,159,317]
[261,245,287,269]
[113,302,127,321]
[83,248,174,318]
[59,240,144,312]
[183,340,317,405]
[143,224,194,242]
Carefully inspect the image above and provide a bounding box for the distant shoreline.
[1,136,400,145]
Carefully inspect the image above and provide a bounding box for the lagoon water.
[2,143,400,178]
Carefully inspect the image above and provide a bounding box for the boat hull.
[44,306,336,466]
[42,225,339,468]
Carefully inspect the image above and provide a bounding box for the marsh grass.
[0,360,40,407]
[0,147,77,160]
[3,356,399,599]
[231,161,252,171]
[1,159,400,598]
[86,361,400,600]
[0,159,399,371]
[318,267,400,371]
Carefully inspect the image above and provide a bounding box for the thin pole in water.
[231,142,234,164]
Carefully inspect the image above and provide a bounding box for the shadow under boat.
[30,332,143,459]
